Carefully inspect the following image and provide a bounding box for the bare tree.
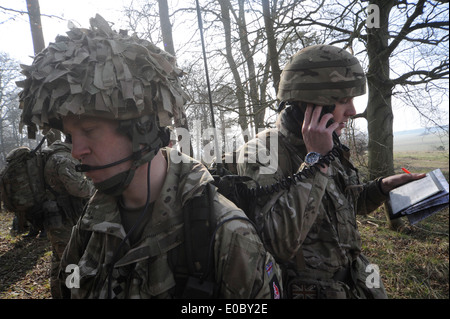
[26,0,45,55]
[25,0,62,143]
[122,0,162,44]
[364,0,448,229]
[234,0,264,129]
[217,0,250,137]
[0,52,40,166]
[262,0,281,95]
[158,0,175,56]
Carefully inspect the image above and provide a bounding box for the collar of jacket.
[276,111,306,148]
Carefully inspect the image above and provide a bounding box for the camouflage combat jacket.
[43,141,95,224]
[237,118,388,299]
[59,147,282,299]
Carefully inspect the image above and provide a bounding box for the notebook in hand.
[388,168,449,224]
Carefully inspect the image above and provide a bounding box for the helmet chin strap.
[92,148,158,196]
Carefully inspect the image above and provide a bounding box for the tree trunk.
[26,0,61,144]
[262,0,281,95]
[366,0,402,230]
[235,0,264,131]
[157,0,175,56]
[158,0,194,155]
[218,0,249,139]
[26,0,45,55]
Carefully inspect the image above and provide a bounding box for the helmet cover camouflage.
[17,14,188,138]
[277,44,366,105]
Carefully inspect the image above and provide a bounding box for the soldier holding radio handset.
[237,45,424,299]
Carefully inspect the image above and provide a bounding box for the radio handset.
[317,104,342,146]
[302,103,340,145]
[239,102,345,198]
[318,104,336,128]
[282,102,337,141]
[299,102,335,127]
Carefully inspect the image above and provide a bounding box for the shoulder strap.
[183,184,217,278]
[172,182,261,298]
[25,150,48,204]
[37,151,60,199]
[170,183,218,298]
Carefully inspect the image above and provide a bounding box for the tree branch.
[391,62,449,86]
[386,0,426,56]
[0,5,64,20]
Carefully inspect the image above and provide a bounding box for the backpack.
[0,146,47,213]
[172,165,262,298]
[0,140,70,216]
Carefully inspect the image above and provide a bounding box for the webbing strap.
[114,224,184,268]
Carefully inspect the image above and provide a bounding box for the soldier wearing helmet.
[17,14,282,299]
[237,44,424,298]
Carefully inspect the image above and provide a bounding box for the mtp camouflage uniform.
[59,148,282,298]
[237,45,389,299]
[237,118,388,299]
[17,14,282,299]
[43,140,94,298]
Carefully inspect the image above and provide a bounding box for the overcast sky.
[0,0,125,63]
[0,0,446,133]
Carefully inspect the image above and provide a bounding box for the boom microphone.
[75,154,135,172]
[75,146,150,172]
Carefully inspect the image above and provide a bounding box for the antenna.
[195,0,222,167]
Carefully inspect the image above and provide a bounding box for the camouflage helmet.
[277,44,366,105]
[17,14,188,138]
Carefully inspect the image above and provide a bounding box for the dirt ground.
[0,211,52,299]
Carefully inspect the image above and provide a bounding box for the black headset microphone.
[74,147,150,172]
[75,154,134,172]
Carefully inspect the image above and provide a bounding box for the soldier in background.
[237,44,424,299]
[17,14,281,299]
[0,138,94,298]
[42,139,94,298]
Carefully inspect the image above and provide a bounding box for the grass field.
[358,204,448,299]
[394,129,449,153]
[394,151,448,176]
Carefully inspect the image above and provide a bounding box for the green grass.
[394,151,449,176]
[358,149,449,299]
[359,208,449,299]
